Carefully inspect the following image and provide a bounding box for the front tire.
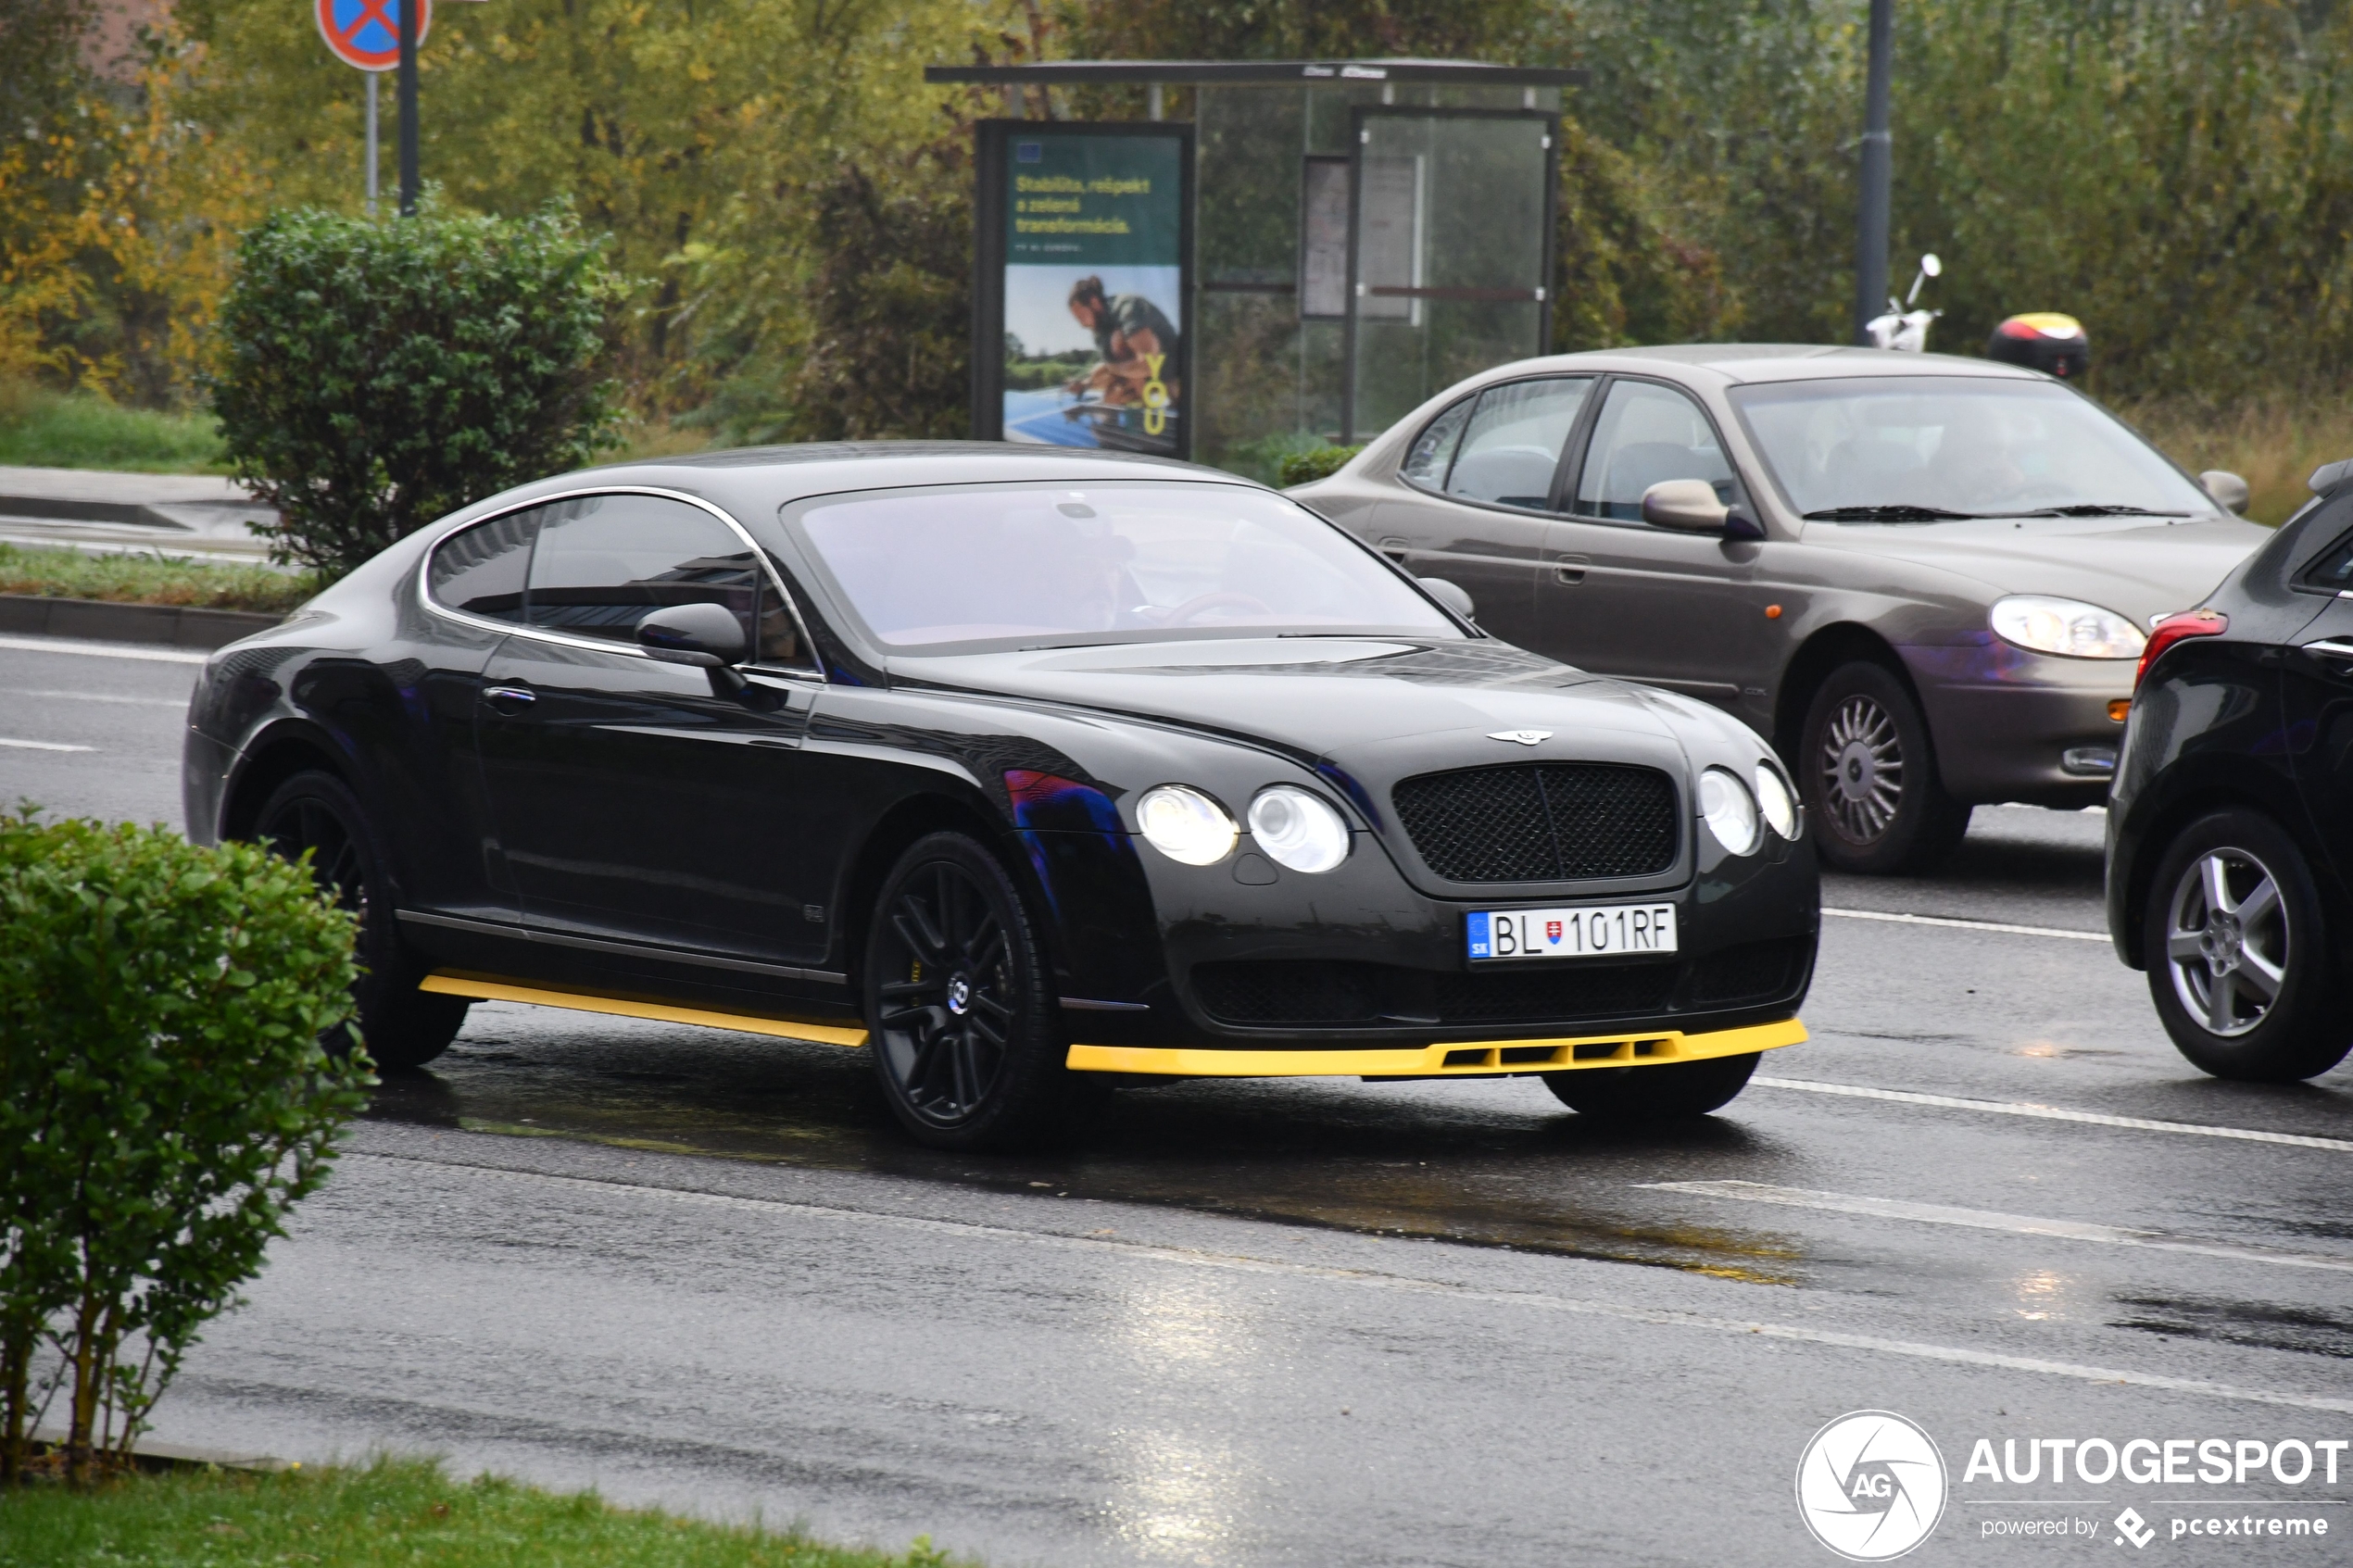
[255,770,467,1070]
[1543,1051,1761,1122]
[1799,660,1971,874]
[2141,809,2351,1081]
[863,832,1074,1151]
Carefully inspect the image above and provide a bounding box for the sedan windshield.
[1729,376,2217,521]
[792,483,1461,651]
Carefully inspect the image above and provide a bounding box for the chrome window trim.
[416,483,824,677]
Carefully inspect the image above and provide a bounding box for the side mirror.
[1417,576,1475,621]
[1642,479,1730,533]
[2198,470,2250,514]
[638,601,748,669]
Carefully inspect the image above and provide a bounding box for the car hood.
[898,637,1691,763]
[1803,514,2271,620]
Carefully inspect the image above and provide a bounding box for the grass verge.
[0,1458,968,1567]
[2109,393,2353,526]
[0,542,315,614]
[0,380,225,473]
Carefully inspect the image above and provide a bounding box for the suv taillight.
[2133,608,2228,689]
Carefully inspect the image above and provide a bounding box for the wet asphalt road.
[7,633,2353,1566]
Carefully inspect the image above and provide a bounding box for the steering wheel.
[1149,592,1274,626]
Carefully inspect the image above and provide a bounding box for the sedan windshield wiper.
[1801,504,1983,522]
[1996,504,2193,519]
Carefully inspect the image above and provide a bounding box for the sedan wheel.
[255,770,467,1070]
[864,832,1070,1149]
[2142,809,2350,1081]
[1798,660,1971,874]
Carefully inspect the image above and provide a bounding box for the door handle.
[1378,535,1411,565]
[1554,562,1587,585]
[483,684,536,710]
[2302,639,2353,660]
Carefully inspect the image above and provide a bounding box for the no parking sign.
[315,0,431,72]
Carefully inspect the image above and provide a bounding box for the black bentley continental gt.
[183,445,1818,1149]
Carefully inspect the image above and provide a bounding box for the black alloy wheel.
[1798,660,1971,875]
[255,770,467,1071]
[1542,1051,1762,1122]
[2141,809,2351,1082]
[863,832,1071,1150]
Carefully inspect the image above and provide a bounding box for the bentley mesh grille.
[1390,763,1680,882]
[1189,959,1676,1029]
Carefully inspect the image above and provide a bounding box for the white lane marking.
[1642,1180,2353,1273]
[1,686,186,708]
[0,633,209,665]
[0,736,95,752]
[1755,1076,2353,1154]
[1824,906,2108,942]
[350,1150,2353,1416]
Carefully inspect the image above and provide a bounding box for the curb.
[0,593,281,650]
[30,1425,294,1474]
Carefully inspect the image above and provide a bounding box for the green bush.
[207,203,627,578]
[1277,444,1365,487]
[0,812,369,1486]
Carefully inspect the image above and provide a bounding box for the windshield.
[1730,376,2217,521]
[791,483,1461,651]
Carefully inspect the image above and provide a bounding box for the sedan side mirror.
[638,602,748,667]
[2198,470,2250,514]
[1642,479,1730,533]
[1417,576,1475,621]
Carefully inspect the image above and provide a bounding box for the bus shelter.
[925,59,1586,476]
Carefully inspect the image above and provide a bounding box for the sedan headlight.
[1136,784,1238,866]
[1247,785,1351,873]
[1699,767,1760,856]
[1990,596,2147,659]
[1755,763,1799,840]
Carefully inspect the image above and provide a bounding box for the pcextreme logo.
[1797,1410,1950,1561]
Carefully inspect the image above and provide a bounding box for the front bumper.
[1066,1016,1804,1077]
[1899,642,2131,806]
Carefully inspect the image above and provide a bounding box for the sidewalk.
[0,464,280,565]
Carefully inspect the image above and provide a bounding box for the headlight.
[1135,784,1238,866]
[1755,763,1799,840]
[1247,785,1351,873]
[1699,767,1760,856]
[1990,596,2147,659]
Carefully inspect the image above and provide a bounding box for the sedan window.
[793,483,1461,652]
[1443,379,1592,508]
[427,507,539,623]
[1574,381,1737,522]
[524,494,788,661]
[1400,397,1473,488]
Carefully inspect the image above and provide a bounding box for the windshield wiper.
[1802,504,1983,522]
[1997,504,2193,519]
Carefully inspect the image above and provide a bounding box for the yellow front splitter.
[1064,1018,1805,1079]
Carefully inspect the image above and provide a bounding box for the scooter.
[1865,253,1942,352]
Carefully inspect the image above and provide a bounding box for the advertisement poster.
[976,122,1191,458]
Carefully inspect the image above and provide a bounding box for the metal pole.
[1148,82,1164,121]
[365,71,380,217]
[1852,0,1894,345]
[396,0,419,215]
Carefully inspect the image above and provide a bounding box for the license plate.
[1466,903,1679,961]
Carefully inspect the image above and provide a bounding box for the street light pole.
[1852,0,1894,345]
[396,0,419,215]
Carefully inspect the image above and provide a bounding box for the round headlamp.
[1247,786,1351,873]
[1700,767,1761,856]
[1135,784,1238,866]
[1755,763,1800,841]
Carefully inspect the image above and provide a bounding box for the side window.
[2298,529,2353,593]
[1443,378,1593,508]
[1400,397,1473,489]
[1574,381,1738,523]
[525,494,766,655]
[427,507,540,623]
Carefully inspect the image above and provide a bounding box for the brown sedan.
[1293,346,2270,872]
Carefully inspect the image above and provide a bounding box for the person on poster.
[1063,276,1181,410]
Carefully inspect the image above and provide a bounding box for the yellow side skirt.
[1064,1018,1805,1079]
[420,972,870,1047]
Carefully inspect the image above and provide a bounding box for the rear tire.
[1543,1051,1761,1122]
[1799,660,1970,875]
[255,770,467,1071]
[863,832,1075,1151]
[2141,809,2351,1082]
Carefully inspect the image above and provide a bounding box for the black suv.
[2108,458,2353,1081]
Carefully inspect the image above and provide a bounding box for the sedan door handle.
[2303,639,2353,659]
[483,684,536,710]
